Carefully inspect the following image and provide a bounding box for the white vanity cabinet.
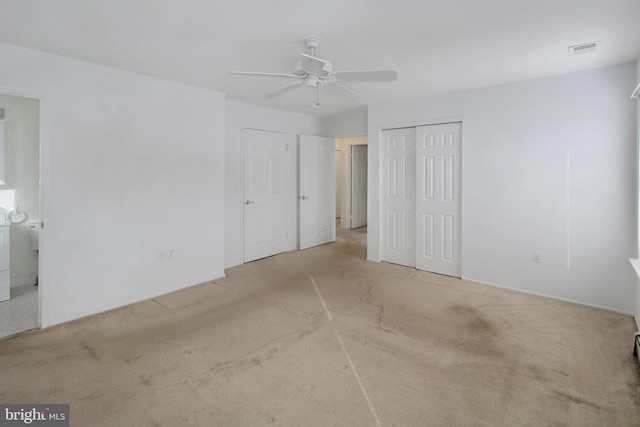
[0,225,9,301]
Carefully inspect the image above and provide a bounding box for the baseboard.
[462,276,634,317]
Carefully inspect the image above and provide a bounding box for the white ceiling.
[0,0,638,117]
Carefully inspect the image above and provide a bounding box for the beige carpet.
[1,227,639,426]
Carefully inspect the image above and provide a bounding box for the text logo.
[0,405,69,426]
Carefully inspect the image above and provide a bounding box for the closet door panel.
[416,123,461,277]
[381,128,416,267]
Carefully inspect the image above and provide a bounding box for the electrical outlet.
[533,251,542,263]
[158,250,166,261]
[168,248,174,260]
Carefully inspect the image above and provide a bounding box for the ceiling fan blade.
[228,71,300,79]
[300,53,330,75]
[334,69,397,81]
[324,82,359,103]
[266,81,305,98]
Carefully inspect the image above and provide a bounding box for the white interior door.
[299,135,336,249]
[350,145,368,229]
[416,123,462,276]
[381,128,416,267]
[243,129,288,263]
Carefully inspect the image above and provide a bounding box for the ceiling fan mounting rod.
[304,37,321,57]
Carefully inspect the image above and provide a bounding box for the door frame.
[0,84,47,330]
[376,117,464,275]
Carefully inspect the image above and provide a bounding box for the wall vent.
[568,41,600,56]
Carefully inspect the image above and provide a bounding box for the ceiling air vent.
[568,41,600,56]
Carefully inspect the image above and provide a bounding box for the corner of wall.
[635,57,640,330]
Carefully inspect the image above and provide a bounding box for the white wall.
[369,63,637,314]
[322,106,368,138]
[0,94,39,286]
[225,100,323,268]
[0,43,226,327]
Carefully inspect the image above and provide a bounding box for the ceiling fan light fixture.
[305,74,320,87]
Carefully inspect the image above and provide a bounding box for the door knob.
[244,200,254,205]
[299,195,309,200]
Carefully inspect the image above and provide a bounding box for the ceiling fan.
[229,38,397,105]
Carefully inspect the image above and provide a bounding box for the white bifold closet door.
[382,128,417,267]
[382,123,461,277]
[415,123,461,276]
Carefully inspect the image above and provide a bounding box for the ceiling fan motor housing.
[292,58,333,77]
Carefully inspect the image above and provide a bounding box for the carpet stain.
[140,374,152,387]
[446,305,502,356]
[236,357,261,369]
[296,323,322,341]
[124,354,143,364]
[76,391,103,402]
[80,340,101,362]
[265,347,279,361]
[448,305,495,335]
[359,286,399,335]
[552,389,602,411]
[553,369,569,377]
[526,364,547,382]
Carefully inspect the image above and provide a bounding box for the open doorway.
[0,93,40,339]
[335,136,367,230]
